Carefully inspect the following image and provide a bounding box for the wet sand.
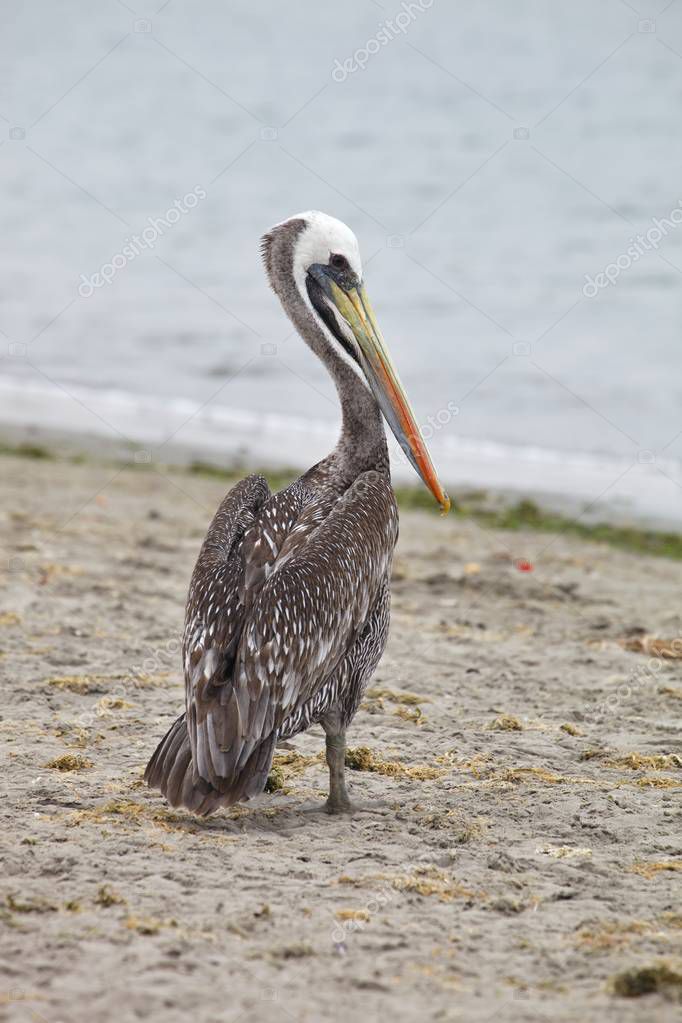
[1,453,681,1022]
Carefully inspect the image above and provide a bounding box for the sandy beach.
[1,451,681,1023]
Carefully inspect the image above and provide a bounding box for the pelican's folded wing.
[183,474,311,788]
[182,474,270,780]
[230,471,398,773]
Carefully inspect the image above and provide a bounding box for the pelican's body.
[145,212,448,814]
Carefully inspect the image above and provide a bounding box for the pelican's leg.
[324,732,351,813]
[321,712,351,814]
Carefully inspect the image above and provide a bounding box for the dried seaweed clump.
[622,635,682,659]
[48,675,107,694]
[264,766,286,793]
[582,751,682,789]
[636,776,681,789]
[335,909,370,922]
[265,750,324,792]
[416,807,486,844]
[95,885,126,908]
[68,800,205,837]
[490,767,569,786]
[270,942,314,960]
[54,725,102,749]
[345,746,443,780]
[385,866,474,902]
[365,687,430,706]
[611,962,682,1000]
[488,713,523,731]
[536,844,592,860]
[631,861,682,880]
[96,696,135,715]
[362,687,430,720]
[601,752,682,771]
[393,705,426,725]
[338,865,474,902]
[576,919,650,951]
[124,915,167,936]
[44,754,93,772]
[6,893,57,914]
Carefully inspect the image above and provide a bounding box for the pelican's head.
[263,211,450,514]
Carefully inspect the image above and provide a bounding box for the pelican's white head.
[286,210,363,290]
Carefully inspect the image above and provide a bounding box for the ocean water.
[1,0,681,522]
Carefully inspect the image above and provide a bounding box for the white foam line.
[0,375,680,526]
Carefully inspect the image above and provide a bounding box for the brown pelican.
[145,211,449,815]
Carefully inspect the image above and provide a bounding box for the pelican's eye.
[329,253,349,271]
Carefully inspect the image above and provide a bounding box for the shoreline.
[0,374,680,530]
[1,435,680,562]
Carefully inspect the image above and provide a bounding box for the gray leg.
[324,732,351,814]
[321,711,351,814]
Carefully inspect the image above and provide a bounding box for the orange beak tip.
[439,493,451,516]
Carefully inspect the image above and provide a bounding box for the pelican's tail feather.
[144,713,275,817]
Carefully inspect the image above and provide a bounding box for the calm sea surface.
[1,1,681,519]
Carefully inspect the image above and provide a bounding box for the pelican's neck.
[323,344,390,482]
[276,294,388,484]
[294,299,389,482]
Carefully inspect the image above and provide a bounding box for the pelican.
[145,211,449,815]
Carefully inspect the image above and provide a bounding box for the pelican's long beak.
[328,279,450,514]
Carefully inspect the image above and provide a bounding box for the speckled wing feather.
[276,575,391,742]
[182,474,309,791]
[227,471,398,779]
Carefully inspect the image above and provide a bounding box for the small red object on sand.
[515,559,533,572]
